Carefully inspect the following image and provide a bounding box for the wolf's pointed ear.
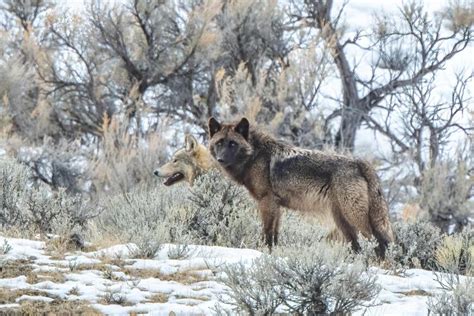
[234,117,249,140]
[208,117,221,138]
[185,134,198,153]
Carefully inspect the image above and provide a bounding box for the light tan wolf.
[154,134,213,186]
[208,117,394,255]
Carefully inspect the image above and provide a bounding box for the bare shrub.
[167,243,192,260]
[222,242,379,314]
[186,169,261,248]
[16,139,89,194]
[221,256,285,315]
[427,279,474,316]
[273,244,378,314]
[25,188,96,236]
[388,220,444,270]
[94,169,260,250]
[0,157,30,229]
[101,287,127,305]
[94,184,182,258]
[1,239,12,255]
[277,212,328,248]
[435,230,473,276]
[127,225,170,259]
[0,157,97,237]
[356,234,380,268]
[427,230,474,315]
[420,161,473,233]
[91,116,169,195]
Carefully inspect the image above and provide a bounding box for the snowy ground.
[0,235,469,315]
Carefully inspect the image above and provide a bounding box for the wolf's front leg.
[258,196,281,251]
[272,208,282,246]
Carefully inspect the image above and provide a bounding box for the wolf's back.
[357,159,394,254]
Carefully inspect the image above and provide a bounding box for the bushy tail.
[357,160,394,256]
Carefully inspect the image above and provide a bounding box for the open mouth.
[163,172,184,186]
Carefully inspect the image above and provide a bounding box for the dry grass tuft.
[44,236,74,260]
[75,262,114,272]
[0,288,23,304]
[124,268,209,285]
[99,287,132,306]
[396,289,432,296]
[35,271,66,284]
[147,293,169,303]
[0,288,60,304]
[0,259,34,281]
[18,299,100,315]
[68,286,81,296]
[174,294,211,302]
[435,233,473,276]
[86,226,124,252]
[96,255,127,269]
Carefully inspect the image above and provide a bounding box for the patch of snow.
[0,304,20,310]
[31,265,69,273]
[92,302,211,316]
[0,235,472,315]
[87,243,136,259]
[0,236,46,261]
[15,295,54,303]
[58,255,102,266]
[0,276,30,289]
[358,295,431,316]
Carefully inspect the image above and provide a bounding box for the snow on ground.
[0,235,470,315]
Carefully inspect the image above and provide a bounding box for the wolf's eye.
[216,140,223,147]
[229,141,237,147]
[173,159,177,163]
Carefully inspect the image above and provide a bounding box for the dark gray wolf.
[154,135,213,186]
[208,117,394,254]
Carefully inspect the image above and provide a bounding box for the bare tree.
[365,71,473,232]
[287,0,473,150]
[365,72,473,173]
[0,0,58,141]
[0,0,53,33]
[211,0,332,147]
[35,0,220,139]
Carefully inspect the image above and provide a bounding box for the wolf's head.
[154,134,212,186]
[207,117,254,172]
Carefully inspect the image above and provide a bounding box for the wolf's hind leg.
[331,179,374,249]
[331,202,360,251]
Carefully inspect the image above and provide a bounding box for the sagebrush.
[221,242,379,314]
[0,157,96,237]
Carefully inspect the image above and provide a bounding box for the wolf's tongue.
[163,172,184,186]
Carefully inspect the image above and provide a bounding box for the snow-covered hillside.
[0,235,470,315]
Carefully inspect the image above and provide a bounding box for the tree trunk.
[335,109,363,150]
[320,25,361,150]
